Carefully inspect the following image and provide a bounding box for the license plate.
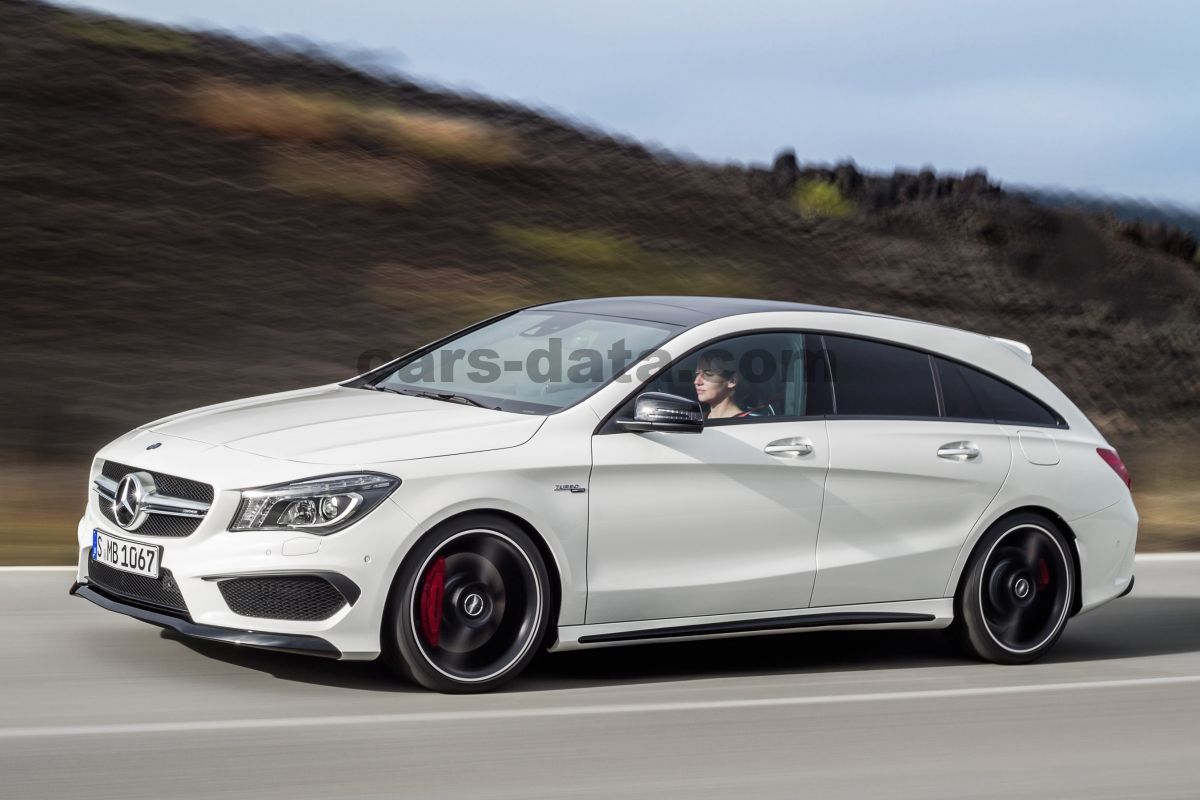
[91,529,161,579]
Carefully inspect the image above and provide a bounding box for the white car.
[73,296,1138,692]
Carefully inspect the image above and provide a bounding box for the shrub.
[791,179,855,218]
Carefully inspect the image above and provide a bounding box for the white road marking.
[3,674,1199,740]
[0,566,75,572]
[1133,553,1200,562]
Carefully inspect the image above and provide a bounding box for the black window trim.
[594,327,1069,435]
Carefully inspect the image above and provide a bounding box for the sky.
[61,1,1199,206]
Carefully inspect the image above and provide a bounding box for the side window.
[822,335,939,417]
[637,332,812,422]
[936,357,1060,426]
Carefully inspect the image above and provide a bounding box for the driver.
[693,350,745,419]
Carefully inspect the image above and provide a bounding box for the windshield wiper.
[369,385,494,409]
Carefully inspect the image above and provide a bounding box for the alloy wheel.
[409,529,543,683]
[978,524,1071,655]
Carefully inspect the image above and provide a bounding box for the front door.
[585,331,830,624]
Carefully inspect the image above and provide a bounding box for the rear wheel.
[952,514,1074,664]
[383,514,550,693]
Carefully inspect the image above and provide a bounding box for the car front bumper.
[75,472,423,660]
[70,580,342,657]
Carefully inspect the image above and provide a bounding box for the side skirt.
[553,598,953,651]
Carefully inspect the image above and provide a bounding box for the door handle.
[765,438,814,458]
[937,441,980,461]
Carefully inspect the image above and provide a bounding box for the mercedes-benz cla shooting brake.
[73,297,1138,692]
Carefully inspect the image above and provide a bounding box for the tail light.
[1097,448,1132,490]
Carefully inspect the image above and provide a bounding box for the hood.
[147,386,546,464]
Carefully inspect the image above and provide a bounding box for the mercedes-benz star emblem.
[1014,578,1031,599]
[462,592,486,618]
[112,473,151,530]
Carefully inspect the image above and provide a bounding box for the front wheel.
[952,514,1074,664]
[383,515,551,693]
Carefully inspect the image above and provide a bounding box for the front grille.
[98,460,213,537]
[87,557,188,616]
[101,460,214,504]
[98,503,202,538]
[218,576,347,621]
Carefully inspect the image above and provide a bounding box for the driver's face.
[694,361,735,405]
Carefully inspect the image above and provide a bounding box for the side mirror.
[616,391,704,434]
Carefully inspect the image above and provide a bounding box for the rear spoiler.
[989,336,1033,365]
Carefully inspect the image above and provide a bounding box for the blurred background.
[2,0,1198,562]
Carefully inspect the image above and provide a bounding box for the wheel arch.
[949,505,1083,616]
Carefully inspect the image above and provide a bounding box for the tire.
[383,514,551,693]
[951,513,1074,665]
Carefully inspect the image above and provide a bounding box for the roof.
[535,296,864,327]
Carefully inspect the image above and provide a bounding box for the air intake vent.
[218,575,349,621]
[87,557,187,616]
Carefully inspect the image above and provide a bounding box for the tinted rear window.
[822,335,939,417]
[935,358,1060,426]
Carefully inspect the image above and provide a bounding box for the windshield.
[370,310,678,414]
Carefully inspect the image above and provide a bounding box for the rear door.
[810,335,1013,607]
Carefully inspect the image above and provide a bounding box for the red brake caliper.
[419,556,446,648]
[1037,558,1051,590]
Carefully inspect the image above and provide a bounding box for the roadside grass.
[489,223,769,298]
[791,179,855,219]
[264,144,427,204]
[186,80,520,166]
[490,225,645,270]
[58,13,198,55]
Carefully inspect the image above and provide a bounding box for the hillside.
[1,0,1198,559]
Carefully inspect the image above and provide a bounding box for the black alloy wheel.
[384,514,550,693]
[952,513,1074,664]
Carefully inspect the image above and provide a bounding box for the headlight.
[230,473,400,534]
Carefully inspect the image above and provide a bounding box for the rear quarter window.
[934,357,1062,426]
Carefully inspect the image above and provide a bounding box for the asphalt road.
[2,556,1200,799]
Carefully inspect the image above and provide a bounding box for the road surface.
[2,555,1199,798]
